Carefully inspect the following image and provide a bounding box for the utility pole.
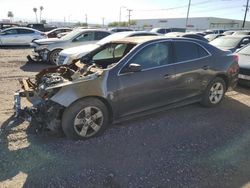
[85,14,88,26]
[119,6,126,25]
[102,17,105,28]
[127,9,132,28]
[242,0,250,29]
[185,0,191,30]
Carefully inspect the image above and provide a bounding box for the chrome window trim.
[118,39,212,76]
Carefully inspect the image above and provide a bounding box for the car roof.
[75,28,112,33]
[111,36,164,44]
[110,36,206,44]
[219,35,250,39]
[2,26,41,32]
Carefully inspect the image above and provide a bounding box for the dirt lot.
[0,48,250,188]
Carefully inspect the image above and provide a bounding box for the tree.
[7,11,14,22]
[33,7,38,23]
[39,6,44,23]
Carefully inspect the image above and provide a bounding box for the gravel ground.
[0,48,250,188]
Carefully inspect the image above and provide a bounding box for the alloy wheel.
[73,106,104,137]
[209,82,224,104]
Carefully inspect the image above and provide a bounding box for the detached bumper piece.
[27,49,49,63]
[14,78,65,134]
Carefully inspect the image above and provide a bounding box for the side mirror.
[128,63,141,72]
[80,54,92,65]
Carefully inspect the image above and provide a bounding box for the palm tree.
[33,7,38,23]
[7,11,14,22]
[39,6,44,23]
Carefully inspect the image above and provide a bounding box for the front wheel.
[62,98,109,140]
[201,77,226,107]
[48,49,61,64]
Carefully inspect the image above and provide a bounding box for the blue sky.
[0,0,248,24]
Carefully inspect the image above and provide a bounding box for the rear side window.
[174,41,209,62]
[94,32,110,40]
[197,45,209,57]
[158,29,166,34]
[17,29,34,34]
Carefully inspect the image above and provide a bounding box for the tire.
[201,77,226,107]
[48,49,61,65]
[62,98,109,140]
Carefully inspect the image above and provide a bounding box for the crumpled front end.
[14,63,104,133]
[28,42,50,63]
[14,77,65,133]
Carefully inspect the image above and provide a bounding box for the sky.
[0,0,248,24]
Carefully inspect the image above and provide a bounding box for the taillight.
[41,32,47,38]
[233,54,239,62]
[228,63,239,74]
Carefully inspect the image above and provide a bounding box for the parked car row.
[30,29,112,64]
[0,27,47,45]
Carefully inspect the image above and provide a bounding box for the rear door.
[94,31,111,41]
[16,29,36,45]
[172,40,211,100]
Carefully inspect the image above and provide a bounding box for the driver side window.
[73,32,94,42]
[4,29,18,35]
[128,42,171,70]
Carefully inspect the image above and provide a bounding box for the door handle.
[202,65,210,70]
[164,74,172,79]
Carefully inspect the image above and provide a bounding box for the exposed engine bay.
[14,60,106,133]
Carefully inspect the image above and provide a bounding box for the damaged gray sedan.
[14,36,239,140]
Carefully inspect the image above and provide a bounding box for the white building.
[133,17,250,31]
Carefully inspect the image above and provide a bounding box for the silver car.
[0,27,46,46]
[57,31,159,65]
[30,29,112,64]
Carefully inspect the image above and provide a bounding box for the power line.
[133,0,220,12]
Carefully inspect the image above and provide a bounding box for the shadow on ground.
[0,46,32,49]
[20,60,53,73]
[0,94,250,187]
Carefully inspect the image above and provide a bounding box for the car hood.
[238,54,250,69]
[60,44,99,57]
[34,38,64,45]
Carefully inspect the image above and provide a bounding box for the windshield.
[210,37,241,47]
[238,44,250,55]
[97,32,131,45]
[83,42,136,69]
[60,29,82,40]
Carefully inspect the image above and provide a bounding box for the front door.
[0,29,19,45]
[116,41,177,117]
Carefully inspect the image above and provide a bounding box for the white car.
[30,29,112,64]
[57,31,159,65]
[0,27,46,46]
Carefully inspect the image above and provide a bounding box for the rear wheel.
[201,77,226,107]
[48,49,61,64]
[62,98,109,140]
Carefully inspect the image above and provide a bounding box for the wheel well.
[216,74,229,90]
[50,48,63,53]
[72,96,114,122]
